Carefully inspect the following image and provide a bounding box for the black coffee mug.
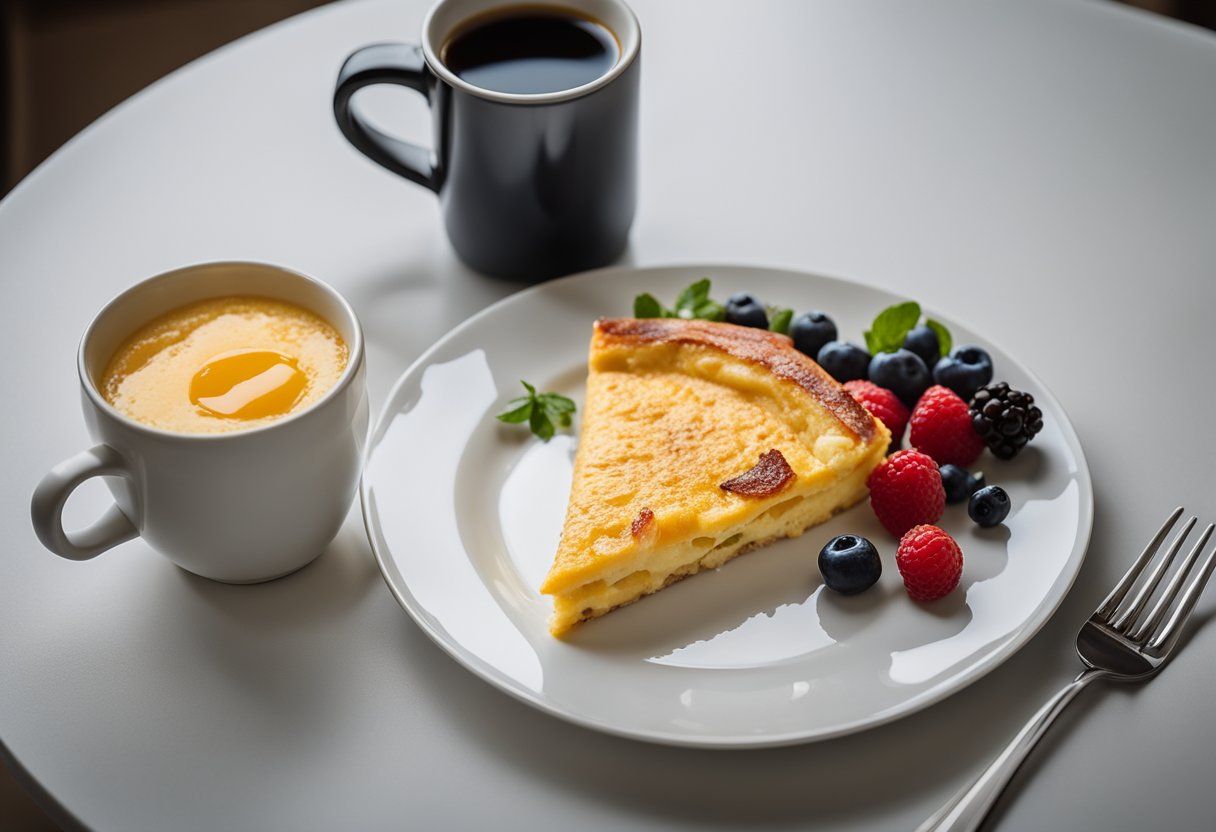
[334,0,640,281]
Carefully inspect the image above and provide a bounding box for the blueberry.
[969,485,1011,527]
[868,349,931,407]
[816,341,870,382]
[933,345,994,402]
[725,292,769,329]
[818,534,882,595]
[903,325,941,369]
[940,464,985,504]
[790,311,837,359]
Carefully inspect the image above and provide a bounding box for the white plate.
[360,264,1093,748]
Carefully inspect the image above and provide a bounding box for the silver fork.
[918,506,1216,832]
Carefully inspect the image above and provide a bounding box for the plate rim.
[358,262,1095,748]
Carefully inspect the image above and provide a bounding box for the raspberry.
[843,379,909,443]
[896,525,963,601]
[866,449,945,537]
[909,385,985,467]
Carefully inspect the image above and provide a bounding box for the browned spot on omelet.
[719,449,795,497]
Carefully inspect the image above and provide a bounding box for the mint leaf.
[538,392,575,414]
[634,278,728,323]
[674,278,712,316]
[865,301,921,355]
[497,381,575,441]
[634,293,665,318]
[495,400,533,424]
[694,299,725,321]
[768,307,793,335]
[926,318,952,358]
[529,405,554,441]
[539,392,576,428]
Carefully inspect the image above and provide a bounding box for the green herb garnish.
[864,301,921,355]
[767,306,793,335]
[496,380,576,442]
[864,301,952,358]
[925,318,952,357]
[633,292,665,319]
[633,278,725,321]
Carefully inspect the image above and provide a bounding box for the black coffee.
[443,9,619,95]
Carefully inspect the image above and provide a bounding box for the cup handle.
[333,43,440,192]
[31,444,139,561]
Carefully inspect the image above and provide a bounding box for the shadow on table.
[173,520,378,633]
[165,518,380,735]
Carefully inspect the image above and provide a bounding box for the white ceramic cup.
[31,262,369,583]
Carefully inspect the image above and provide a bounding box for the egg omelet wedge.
[541,317,890,636]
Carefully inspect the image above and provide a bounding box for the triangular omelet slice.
[541,317,891,636]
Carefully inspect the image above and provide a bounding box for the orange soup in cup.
[101,296,348,433]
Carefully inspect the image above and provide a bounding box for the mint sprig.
[767,306,793,335]
[864,301,953,358]
[925,318,952,357]
[633,278,725,321]
[864,301,920,355]
[496,380,576,442]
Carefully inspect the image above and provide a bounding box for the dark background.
[1,0,1212,829]
[1,0,334,196]
[2,0,1214,196]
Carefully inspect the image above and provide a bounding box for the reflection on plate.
[360,265,1092,747]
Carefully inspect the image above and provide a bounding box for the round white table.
[3,0,1215,829]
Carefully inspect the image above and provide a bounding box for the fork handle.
[916,668,1107,832]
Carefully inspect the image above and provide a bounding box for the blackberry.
[969,382,1044,460]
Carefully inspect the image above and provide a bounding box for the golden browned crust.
[595,317,878,441]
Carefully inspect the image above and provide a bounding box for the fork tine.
[1112,514,1197,632]
[1129,523,1215,641]
[1095,506,1183,622]
[1148,527,1216,656]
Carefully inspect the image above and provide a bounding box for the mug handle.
[31,444,139,561]
[333,43,440,192]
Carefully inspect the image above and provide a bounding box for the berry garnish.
[790,310,837,360]
[896,525,963,602]
[909,384,985,467]
[868,348,931,408]
[724,292,769,329]
[969,485,1011,527]
[969,382,1044,460]
[903,324,942,370]
[843,379,910,444]
[939,464,985,504]
[933,345,994,402]
[816,341,871,383]
[818,534,882,595]
[867,449,945,537]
